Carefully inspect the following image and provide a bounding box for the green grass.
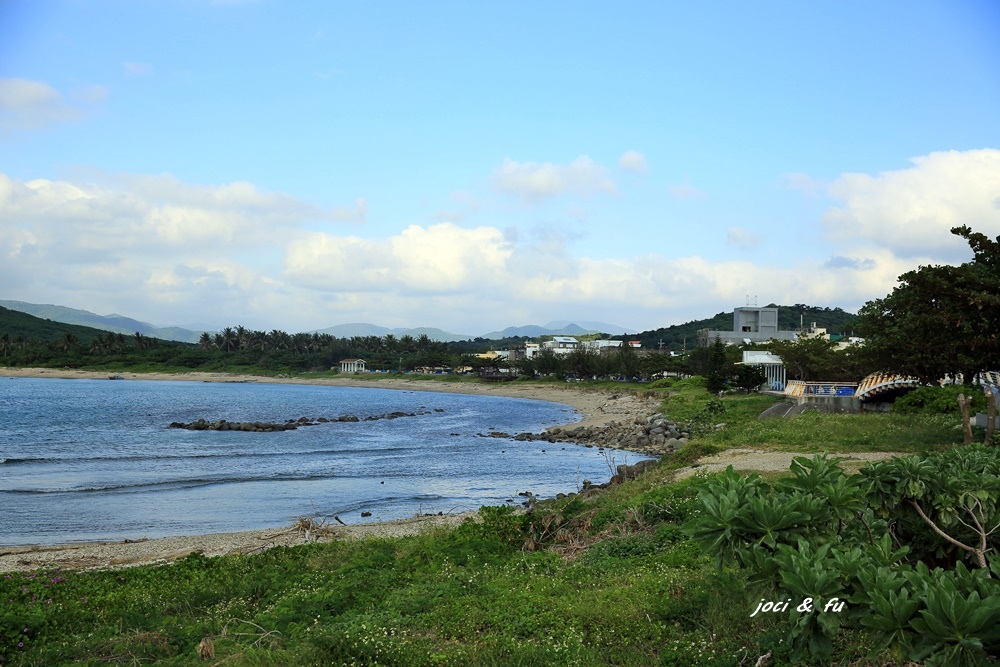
[703,410,960,454]
[655,381,964,455]
[1,508,774,666]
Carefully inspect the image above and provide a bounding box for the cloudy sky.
[2,1,999,336]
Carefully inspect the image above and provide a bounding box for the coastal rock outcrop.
[169,409,441,432]
[502,414,690,457]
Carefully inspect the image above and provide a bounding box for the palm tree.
[199,332,214,351]
[133,332,145,350]
[317,333,335,352]
[60,332,78,353]
[292,333,311,354]
[89,334,107,355]
[235,325,249,350]
[221,327,236,352]
[268,330,290,350]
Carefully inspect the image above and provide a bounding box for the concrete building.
[699,306,799,346]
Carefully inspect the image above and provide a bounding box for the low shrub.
[893,385,987,414]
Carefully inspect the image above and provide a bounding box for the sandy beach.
[1,367,661,572]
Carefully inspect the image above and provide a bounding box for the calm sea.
[0,377,648,545]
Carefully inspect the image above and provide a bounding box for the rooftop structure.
[699,305,799,346]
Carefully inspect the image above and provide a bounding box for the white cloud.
[332,197,368,222]
[667,182,706,200]
[822,149,1000,262]
[5,148,998,334]
[0,78,83,131]
[284,223,512,294]
[493,156,617,201]
[784,172,826,196]
[72,84,109,105]
[0,171,368,328]
[618,150,647,173]
[726,227,761,250]
[122,61,153,77]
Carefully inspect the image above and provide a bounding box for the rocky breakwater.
[480,414,691,458]
[545,415,691,456]
[169,409,444,432]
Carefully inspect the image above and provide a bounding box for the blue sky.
[2,1,999,336]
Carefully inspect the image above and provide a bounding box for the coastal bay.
[1,368,660,572]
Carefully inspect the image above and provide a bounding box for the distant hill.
[0,305,111,344]
[479,321,631,339]
[312,323,473,342]
[633,304,859,353]
[541,320,635,335]
[0,300,204,344]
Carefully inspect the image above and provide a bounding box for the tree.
[705,335,730,393]
[613,344,641,379]
[734,363,767,392]
[59,332,78,353]
[533,349,563,377]
[768,337,863,382]
[856,226,1000,384]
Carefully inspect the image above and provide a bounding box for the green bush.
[684,447,1000,664]
[894,385,987,414]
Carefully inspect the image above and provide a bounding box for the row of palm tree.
[197,326,444,357]
[87,331,156,354]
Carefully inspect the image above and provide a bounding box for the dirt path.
[672,448,908,480]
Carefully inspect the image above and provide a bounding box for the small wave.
[1,471,355,495]
[0,445,417,467]
[0,457,39,465]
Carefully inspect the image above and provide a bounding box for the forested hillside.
[0,306,109,344]
[634,304,858,352]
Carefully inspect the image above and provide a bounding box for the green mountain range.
[0,299,858,351]
[0,305,112,344]
[0,300,204,344]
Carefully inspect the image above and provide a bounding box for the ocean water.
[0,377,649,545]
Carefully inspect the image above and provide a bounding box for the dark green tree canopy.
[856,226,1000,384]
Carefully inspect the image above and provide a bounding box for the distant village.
[340,304,866,391]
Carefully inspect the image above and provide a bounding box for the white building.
[740,350,786,391]
[339,358,366,373]
[542,336,580,355]
[583,339,622,352]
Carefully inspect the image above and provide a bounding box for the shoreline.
[1,367,663,571]
[0,512,476,574]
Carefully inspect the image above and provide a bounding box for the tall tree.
[705,335,731,393]
[857,226,1000,384]
[60,332,78,353]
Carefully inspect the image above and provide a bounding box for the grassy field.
[0,379,975,666]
